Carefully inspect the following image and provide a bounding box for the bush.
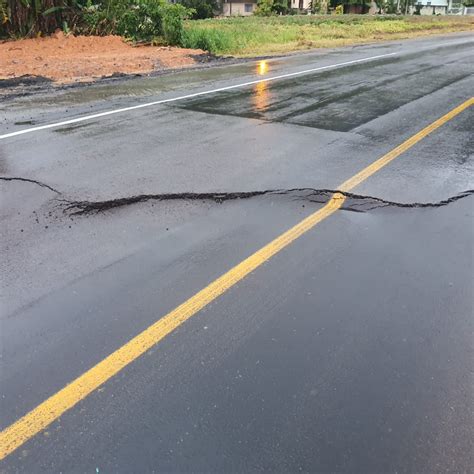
[177,0,217,19]
[80,0,192,43]
[255,0,291,15]
[182,25,234,53]
[255,0,290,15]
[116,0,166,40]
[255,0,275,15]
[272,0,290,13]
[162,3,190,44]
[1,0,191,44]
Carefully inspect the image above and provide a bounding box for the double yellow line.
[1,97,472,461]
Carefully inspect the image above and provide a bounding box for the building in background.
[289,0,311,9]
[222,0,257,15]
[219,0,472,15]
[412,0,448,14]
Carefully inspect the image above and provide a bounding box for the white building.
[222,0,257,15]
[412,0,449,14]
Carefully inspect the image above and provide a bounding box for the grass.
[182,15,474,56]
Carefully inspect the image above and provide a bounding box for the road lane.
[1,35,472,204]
[2,184,472,472]
[1,96,472,465]
[0,53,397,140]
[2,36,473,318]
[2,32,472,470]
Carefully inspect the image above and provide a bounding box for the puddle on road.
[0,49,342,113]
[1,61,267,112]
[176,56,473,132]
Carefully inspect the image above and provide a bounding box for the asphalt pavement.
[1,33,473,472]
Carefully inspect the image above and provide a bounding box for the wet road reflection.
[254,61,271,113]
[253,81,270,113]
[180,46,474,132]
[257,60,269,76]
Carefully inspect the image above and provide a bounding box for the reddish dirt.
[0,31,205,84]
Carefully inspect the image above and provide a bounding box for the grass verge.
[182,15,474,56]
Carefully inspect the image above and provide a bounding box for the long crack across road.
[1,176,472,216]
[61,189,474,214]
[0,176,60,194]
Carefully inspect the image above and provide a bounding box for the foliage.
[1,0,192,43]
[272,0,290,13]
[182,15,473,55]
[81,0,193,41]
[384,0,398,12]
[255,0,289,15]
[372,0,399,13]
[0,0,86,37]
[1,0,8,28]
[329,0,371,8]
[162,2,189,43]
[309,0,329,14]
[398,0,415,13]
[2,1,472,50]
[372,0,415,13]
[182,21,234,51]
[117,0,166,40]
[177,0,217,19]
[254,0,275,15]
[374,0,385,12]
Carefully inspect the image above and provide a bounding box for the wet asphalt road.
[1,34,473,472]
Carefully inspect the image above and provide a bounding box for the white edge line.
[0,52,396,140]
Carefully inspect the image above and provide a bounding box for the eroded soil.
[0,31,204,84]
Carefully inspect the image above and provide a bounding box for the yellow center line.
[1,97,472,461]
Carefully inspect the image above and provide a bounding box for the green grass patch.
[182,15,474,56]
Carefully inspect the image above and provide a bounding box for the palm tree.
[1,0,78,37]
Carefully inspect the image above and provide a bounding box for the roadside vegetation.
[1,0,473,56]
[182,15,474,55]
[0,0,196,42]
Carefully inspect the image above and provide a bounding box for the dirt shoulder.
[0,31,205,84]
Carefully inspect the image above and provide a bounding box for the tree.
[329,0,371,12]
[255,0,273,15]
[399,0,415,13]
[255,0,290,14]
[177,0,217,19]
[1,0,88,37]
[310,0,328,13]
[374,0,385,12]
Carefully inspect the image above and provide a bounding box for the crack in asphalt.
[0,176,60,194]
[2,176,472,215]
[63,188,474,215]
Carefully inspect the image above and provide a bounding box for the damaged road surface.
[1,34,473,473]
